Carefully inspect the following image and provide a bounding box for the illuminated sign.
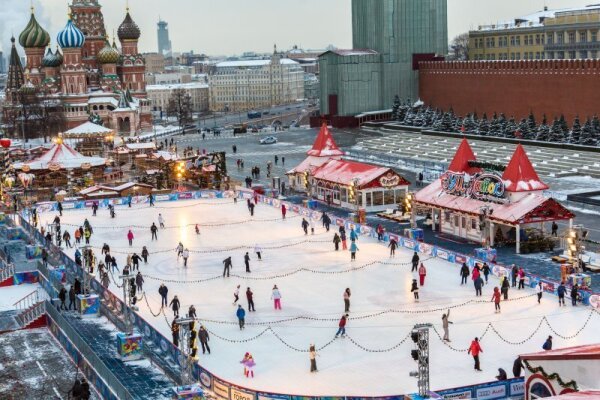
[441,172,505,202]
[379,173,401,187]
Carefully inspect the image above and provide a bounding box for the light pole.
[409,323,433,398]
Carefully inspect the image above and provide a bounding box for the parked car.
[259,136,277,145]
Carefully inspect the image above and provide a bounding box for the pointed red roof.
[307,123,345,157]
[502,144,549,192]
[447,139,481,174]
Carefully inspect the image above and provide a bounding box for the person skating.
[513,356,524,377]
[199,325,210,354]
[376,224,385,241]
[281,204,287,219]
[571,284,579,306]
[349,228,358,242]
[59,286,67,310]
[543,335,553,350]
[442,309,452,341]
[195,224,200,235]
[240,352,256,378]
[150,223,158,240]
[172,320,180,346]
[536,281,543,304]
[188,304,197,319]
[149,194,155,207]
[223,257,233,277]
[74,228,81,244]
[236,305,246,330]
[68,285,77,311]
[135,271,144,292]
[182,248,190,267]
[468,337,483,371]
[411,252,420,272]
[309,218,315,235]
[557,281,566,306]
[248,202,255,217]
[309,344,318,372]
[101,272,110,288]
[84,227,91,244]
[63,230,72,248]
[246,287,255,311]
[501,276,510,300]
[170,295,180,318]
[418,263,427,286]
[141,246,149,264]
[492,287,501,313]
[411,279,419,301]
[472,265,480,282]
[496,368,507,381]
[511,265,519,287]
[474,275,483,296]
[343,288,351,313]
[233,285,240,305]
[57,201,63,216]
[159,284,168,307]
[340,228,347,250]
[176,242,184,258]
[335,314,348,338]
[388,237,398,257]
[333,233,341,251]
[349,240,359,261]
[482,263,490,284]
[131,253,141,271]
[518,267,525,289]
[244,252,251,273]
[158,213,165,228]
[301,218,309,235]
[321,213,331,232]
[254,244,262,261]
[122,264,130,276]
[127,229,134,246]
[271,285,282,310]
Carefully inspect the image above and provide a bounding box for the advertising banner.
[230,386,255,400]
[475,384,506,400]
[213,379,231,400]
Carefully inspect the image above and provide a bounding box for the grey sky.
[1,0,594,54]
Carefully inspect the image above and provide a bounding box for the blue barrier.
[436,377,524,400]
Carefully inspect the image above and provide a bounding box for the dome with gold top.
[97,39,120,64]
[19,11,51,48]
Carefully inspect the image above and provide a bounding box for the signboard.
[510,381,525,396]
[437,391,471,399]
[379,172,401,188]
[231,387,255,400]
[441,172,505,202]
[475,384,506,400]
[212,379,230,399]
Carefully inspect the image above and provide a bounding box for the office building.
[157,19,172,56]
[143,53,166,73]
[147,82,209,114]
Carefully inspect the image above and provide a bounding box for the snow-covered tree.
[580,118,597,146]
[504,117,518,138]
[527,112,537,131]
[391,95,401,121]
[489,113,501,137]
[548,117,567,143]
[477,113,490,136]
[536,115,550,141]
[569,116,582,144]
[517,118,530,140]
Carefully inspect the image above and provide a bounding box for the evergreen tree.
[569,116,582,144]
[438,111,454,132]
[580,118,597,146]
[517,118,530,139]
[498,113,508,135]
[548,117,567,143]
[391,95,401,121]
[592,115,600,137]
[536,115,550,141]
[504,117,518,138]
[489,113,501,136]
[559,114,569,135]
[478,113,490,136]
[527,111,537,131]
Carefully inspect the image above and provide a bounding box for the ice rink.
[40,199,600,396]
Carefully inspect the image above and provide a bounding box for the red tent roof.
[521,344,600,361]
[311,159,408,188]
[307,123,345,157]
[544,391,600,399]
[502,144,549,192]
[447,139,481,175]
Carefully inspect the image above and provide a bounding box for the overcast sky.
[0,0,594,55]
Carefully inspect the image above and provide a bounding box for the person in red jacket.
[127,229,134,246]
[418,263,427,286]
[335,314,348,338]
[468,337,483,371]
[281,204,287,219]
[491,286,501,313]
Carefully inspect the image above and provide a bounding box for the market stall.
[62,121,114,156]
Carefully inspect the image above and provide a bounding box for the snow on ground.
[39,200,600,396]
[0,283,41,311]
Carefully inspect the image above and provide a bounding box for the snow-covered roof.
[112,182,153,191]
[322,49,379,57]
[311,159,407,188]
[146,82,209,91]
[287,156,331,175]
[63,121,114,136]
[12,143,107,170]
[521,344,600,361]
[216,59,299,68]
[476,5,600,31]
[150,151,178,161]
[125,143,156,150]
[502,144,549,192]
[88,97,119,107]
[306,123,345,157]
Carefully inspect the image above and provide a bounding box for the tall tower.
[70,0,107,71]
[118,7,146,96]
[18,7,51,86]
[5,37,25,105]
[157,19,172,56]
[57,17,87,95]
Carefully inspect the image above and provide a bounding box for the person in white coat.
[182,248,190,267]
[158,213,165,228]
[536,282,543,304]
[254,244,262,261]
[271,285,282,310]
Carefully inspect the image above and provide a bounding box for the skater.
[343,288,351,313]
[309,217,315,235]
[223,257,233,277]
[127,194,132,208]
[271,285,282,310]
[84,227,91,244]
[131,253,141,271]
[322,213,331,232]
[557,281,566,306]
[254,244,262,261]
[236,305,246,330]
[501,276,510,300]
[158,213,165,228]
[281,204,287,219]
[248,202,255,217]
[127,229,134,246]
[246,287,255,312]
[518,267,525,289]
[244,252,251,273]
[68,285,76,310]
[57,201,63,216]
[349,227,358,242]
[411,252,420,272]
[418,263,427,286]
[170,295,180,318]
[513,356,524,378]
[176,242,184,258]
[188,304,197,319]
[74,228,81,244]
[58,286,67,310]
[536,281,543,304]
[333,233,341,251]
[301,218,309,235]
[511,265,519,287]
[349,240,359,261]
[335,314,348,338]
[309,344,318,372]
[149,194,155,207]
[233,285,240,305]
[182,248,189,267]
[240,352,255,378]
[281,156,285,166]
[460,263,470,285]
[492,286,501,313]
[340,228,347,250]
[496,368,507,381]
[150,223,158,240]
[482,263,490,284]
[135,271,144,292]
[91,202,97,216]
[442,309,452,341]
[159,284,168,307]
[63,230,72,248]
[411,279,419,301]
[571,284,579,306]
[141,246,149,264]
[474,275,483,296]
[199,325,210,354]
[376,224,385,241]
[171,320,179,346]
[468,337,483,371]
[543,335,553,350]
[388,237,398,257]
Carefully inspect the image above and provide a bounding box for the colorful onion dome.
[55,47,64,64]
[57,18,85,49]
[19,79,37,95]
[42,47,61,68]
[117,11,141,41]
[97,39,120,64]
[19,11,51,48]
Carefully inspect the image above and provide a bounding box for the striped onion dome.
[19,79,37,95]
[55,47,64,64]
[42,47,62,68]
[57,18,85,49]
[19,12,51,48]
[97,39,120,64]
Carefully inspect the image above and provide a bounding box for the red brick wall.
[419,59,600,123]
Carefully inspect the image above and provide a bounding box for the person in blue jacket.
[349,228,358,242]
[557,281,566,306]
[349,240,359,261]
[236,305,246,330]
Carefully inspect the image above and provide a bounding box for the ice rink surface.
[40,199,600,396]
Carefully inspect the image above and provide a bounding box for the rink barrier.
[433,377,524,400]
[21,192,599,399]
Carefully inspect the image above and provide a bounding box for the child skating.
[240,352,256,378]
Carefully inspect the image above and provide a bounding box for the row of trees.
[391,97,600,146]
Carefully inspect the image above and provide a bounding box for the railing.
[13,289,45,311]
[45,301,134,400]
[0,263,15,283]
[15,300,46,327]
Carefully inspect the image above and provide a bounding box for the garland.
[468,160,506,172]
[523,360,579,391]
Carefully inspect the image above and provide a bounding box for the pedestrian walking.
[411,279,419,301]
[442,309,452,341]
[350,240,359,261]
[127,229,134,246]
[135,271,144,292]
[150,223,158,240]
[223,257,232,277]
[254,244,262,261]
[182,248,189,267]
[333,233,341,251]
[199,325,210,354]
[271,285,282,310]
[301,218,309,235]
[335,314,348,338]
[244,252,251,273]
[557,281,566,306]
[246,287,255,311]
[68,286,77,310]
[59,287,67,310]
[236,305,246,330]
[536,282,543,304]
[170,295,180,318]
[518,267,525,289]
[542,335,553,351]
[492,286,501,313]
[411,252,420,272]
[501,276,510,300]
[159,284,168,307]
[468,337,483,371]
[343,288,351,313]
[309,344,318,372]
[418,263,427,286]
[388,237,398,257]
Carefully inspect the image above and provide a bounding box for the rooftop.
[216,59,299,68]
[146,82,209,91]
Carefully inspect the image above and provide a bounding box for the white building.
[209,50,305,112]
[146,82,209,114]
